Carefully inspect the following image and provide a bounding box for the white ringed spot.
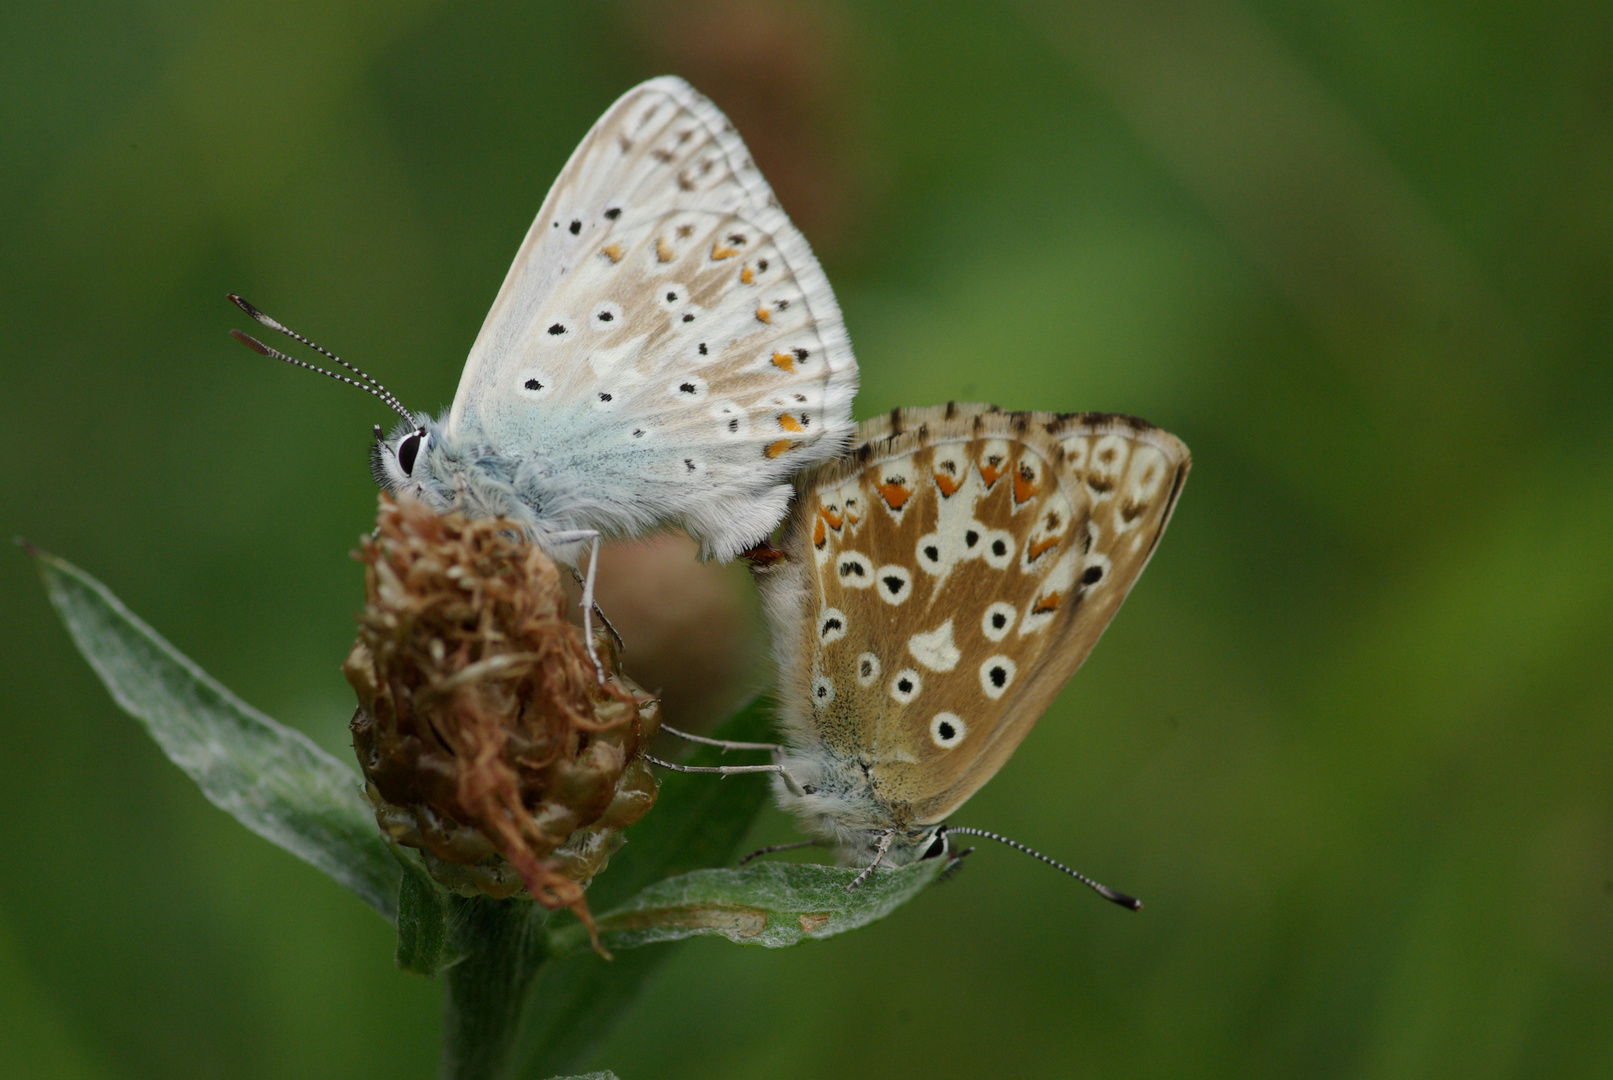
[811,675,835,706]
[890,668,922,704]
[981,602,1016,642]
[834,551,874,588]
[518,369,554,398]
[875,564,913,605]
[1080,553,1112,591]
[856,652,881,687]
[982,530,1016,570]
[980,656,1017,700]
[930,712,967,749]
[818,608,847,646]
[591,301,623,328]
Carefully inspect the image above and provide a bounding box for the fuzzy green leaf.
[394,853,463,975]
[562,858,949,953]
[30,546,399,920]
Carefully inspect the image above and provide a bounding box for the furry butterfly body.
[754,404,1189,867]
[371,76,857,563]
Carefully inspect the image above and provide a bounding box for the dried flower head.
[345,495,660,945]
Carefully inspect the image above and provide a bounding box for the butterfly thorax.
[374,414,617,564]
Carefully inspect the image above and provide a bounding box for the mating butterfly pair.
[234,77,1189,893]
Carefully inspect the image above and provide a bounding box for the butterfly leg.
[568,565,625,657]
[846,830,895,893]
[737,839,827,866]
[561,531,608,683]
[641,754,813,796]
[544,528,611,680]
[659,723,786,755]
[936,845,976,884]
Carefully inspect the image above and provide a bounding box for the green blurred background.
[3,1,1610,1077]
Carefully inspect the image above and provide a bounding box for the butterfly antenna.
[228,327,417,429]
[940,826,1142,911]
[227,295,412,418]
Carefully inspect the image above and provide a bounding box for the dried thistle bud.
[344,495,660,946]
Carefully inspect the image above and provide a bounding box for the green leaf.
[567,859,949,952]
[542,1073,620,1080]
[394,852,463,975]
[29,546,399,921]
[510,699,777,1080]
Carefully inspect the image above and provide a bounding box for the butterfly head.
[770,757,953,867]
[368,414,566,545]
[371,416,443,504]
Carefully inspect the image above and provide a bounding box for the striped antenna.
[941,825,1141,910]
[226,295,415,426]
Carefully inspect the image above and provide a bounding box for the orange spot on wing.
[771,351,795,372]
[778,413,804,433]
[933,472,961,497]
[655,238,675,262]
[1013,467,1041,504]
[979,458,1006,488]
[1027,537,1060,562]
[765,439,795,458]
[812,516,826,548]
[740,266,755,284]
[877,482,912,510]
[712,242,739,260]
[601,244,623,263]
[1031,591,1063,614]
[819,506,843,530]
[755,307,772,324]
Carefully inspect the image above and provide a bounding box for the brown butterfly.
[746,403,1189,890]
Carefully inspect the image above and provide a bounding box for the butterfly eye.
[920,833,948,860]
[396,430,424,476]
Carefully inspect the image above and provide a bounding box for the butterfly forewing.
[447,77,856,558]
[771,405,1188,828]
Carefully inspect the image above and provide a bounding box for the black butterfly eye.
[396,430,423,475]
[921,833,948,860]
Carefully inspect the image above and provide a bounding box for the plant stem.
[441,896,551,1080]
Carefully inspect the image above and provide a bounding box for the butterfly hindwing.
[766,404,1189,829]
[447,77,857,559]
